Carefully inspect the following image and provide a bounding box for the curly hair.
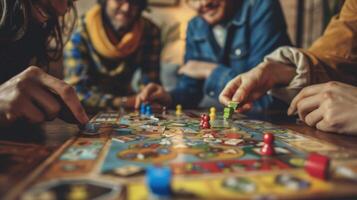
[0,0,77,65]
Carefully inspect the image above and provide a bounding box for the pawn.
[209,107,216,121]
[68,185,87,200]
[162,106,167,116]
[147,166,172,197]
[176,104,182,116]
[140,103,147,115]
[261,133,275,156]
[200,114,206,127]
[305,153,330,180]
[145,104,153,116]
[263,132,274,144]
[202,121,211,129]
[203,114,210,123]
[201,115,211,129]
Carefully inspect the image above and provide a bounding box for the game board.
[17,110,357,199]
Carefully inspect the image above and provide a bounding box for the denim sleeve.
[204,0,291,99]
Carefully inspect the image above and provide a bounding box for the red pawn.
[200,114,205,127]
[200,114,211,129]
[261,133,275,156]
[202,121,211,129]
[203,114,210,122]
[305,153,330,180]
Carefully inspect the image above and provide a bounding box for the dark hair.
[97,0,148,11]
[0,0,77,65]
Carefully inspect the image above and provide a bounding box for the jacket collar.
[192,0,252,41]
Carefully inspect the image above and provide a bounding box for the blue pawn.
[147,166,172,197]
[145,104,153,116]
[140,103,147,115]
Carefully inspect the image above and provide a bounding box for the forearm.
[262,61,297,87]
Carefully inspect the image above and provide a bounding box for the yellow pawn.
[68,185,87,200]
[176,104,182,116]
[209,107,216,121]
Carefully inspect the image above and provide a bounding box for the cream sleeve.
[263,46,330,103]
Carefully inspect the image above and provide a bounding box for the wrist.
[205,64,218,78]
[263,61,297,86]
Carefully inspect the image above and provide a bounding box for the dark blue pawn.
[83,123,99,135]
[140,103,147,115]
[145,104,153,116]
[147,166,172,198]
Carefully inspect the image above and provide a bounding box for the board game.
[16,109,357,200]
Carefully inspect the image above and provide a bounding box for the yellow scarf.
[85,4,143,59]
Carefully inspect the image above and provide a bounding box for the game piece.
[209,107,216,121]
[176,104,182,116]
[202,121,211,129]
[203,114,210,122]
[228,101,240,110]
[162,106,167,116]
[147,166,172,198]
[200,114,211,129]
[82,123,100,135]
[145,104,153,116]
[68,185,87,200]
[223,107,234,120]
[304,153,330,180]
[140,103,147,115]
[260,133,275,156]
[200,114,205,127]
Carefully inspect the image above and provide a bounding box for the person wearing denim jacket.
[135,0,291,110]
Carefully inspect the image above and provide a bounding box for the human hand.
[219,62,296,112]
[178,60,217,79]
[0,66,89,125]
[135,83,172,109]
[288,81,357,134]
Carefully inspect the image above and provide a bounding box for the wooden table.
[1,110,357,199]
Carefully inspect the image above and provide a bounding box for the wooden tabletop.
[0,110,357,199]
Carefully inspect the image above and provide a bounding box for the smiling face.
[105,0,141,31]
[189,0,237,25]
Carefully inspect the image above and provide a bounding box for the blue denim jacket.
[170,0,291,109]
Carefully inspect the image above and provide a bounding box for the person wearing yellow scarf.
[85,4,144,60]
[64,0,161,111]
